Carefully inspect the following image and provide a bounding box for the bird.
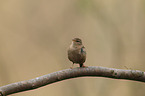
[68,38,86,68]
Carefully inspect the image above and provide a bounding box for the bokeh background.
[0,0,145,96]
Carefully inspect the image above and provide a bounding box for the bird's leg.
[79,63,87,67]
[70,63,74,69]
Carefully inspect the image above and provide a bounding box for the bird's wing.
[80,46,86,54]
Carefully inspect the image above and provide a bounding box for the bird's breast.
[68,48,86,64]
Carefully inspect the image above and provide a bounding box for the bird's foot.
[81,65,88,68]
[70,67,73,69]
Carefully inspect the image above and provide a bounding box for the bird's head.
[72,38,82,46]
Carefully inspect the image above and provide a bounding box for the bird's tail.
[79,64,83,67]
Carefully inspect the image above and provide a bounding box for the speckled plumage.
[68,38,86,68]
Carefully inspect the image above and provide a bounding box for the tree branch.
[0,66,145,96]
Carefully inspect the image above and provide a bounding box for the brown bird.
[68,38,86,68]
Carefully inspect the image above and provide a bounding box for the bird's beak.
[72,39,75,42]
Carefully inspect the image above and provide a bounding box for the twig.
[0,66,145,96]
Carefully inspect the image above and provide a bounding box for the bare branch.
[0,66,145,96]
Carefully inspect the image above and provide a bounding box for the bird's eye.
[76,40,80,42]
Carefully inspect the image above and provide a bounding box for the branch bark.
[0,66,145,96]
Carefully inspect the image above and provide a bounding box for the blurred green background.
[0,0,145,96]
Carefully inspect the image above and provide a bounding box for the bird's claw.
[70,67,73,69]
[81,65,88,68]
